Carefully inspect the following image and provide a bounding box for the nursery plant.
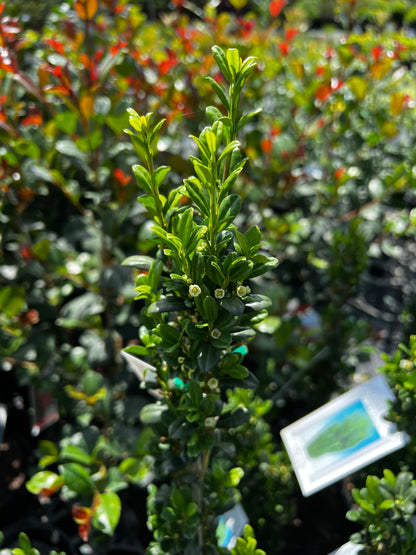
[121,44,277,554]
[21,45,277,553]
[346,469,416,554]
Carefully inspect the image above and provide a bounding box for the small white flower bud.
[189,284,201,297]
[214,288,225,299]
[211,328,221,339]
[236,285,248,297]
[207,378,218,390]
[204,416,217,428]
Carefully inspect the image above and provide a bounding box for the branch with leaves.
[123,46,277,554]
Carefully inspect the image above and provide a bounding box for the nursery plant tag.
[328,541,363,555]
[30,388,59,437]
[121,350,162,399]
[0,404,7,445]
[216,503,249,549]
[280,375,409,497]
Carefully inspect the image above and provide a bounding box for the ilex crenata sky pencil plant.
[123,45,276,554]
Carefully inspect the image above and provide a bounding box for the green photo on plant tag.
[280,375,409,497]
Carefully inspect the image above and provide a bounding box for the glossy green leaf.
[217,408,250,429]
[122,255,155,269]
[197,342,220,372]
[140,403,168,424]
[203,295,218,323]
[0,286,26,317]
[92,492,121,535]
[148,297,186,314]
[221,296,245,316]
[61,463,95,495]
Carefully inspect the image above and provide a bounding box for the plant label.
[0,404,7,444]
[280,375,409,496]
[328,541,363,555]
[121,350,162,398]
[30,388,59,436]
[216,503,249,548]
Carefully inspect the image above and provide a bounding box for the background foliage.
[1,0,416,553]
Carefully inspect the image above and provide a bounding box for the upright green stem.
[208,172,218,254]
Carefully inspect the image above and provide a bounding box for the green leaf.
[13,138,40,159]
[0,286,26,317]
[38,440,59,468]
[226,48,241,78]
[82,370,103,396]
[170,487,186,514]
[184,177,210,215]
[138,194,160,216]
[55,111,78,134]
[61,445,93,465]
[92,492,121,535]
[55,139,86,160]
[217,408,250,429]
[119,457,153,485]
[226,467,244,488]
[178,207,194,243]
[234,230,249,256]
[211,331,232,349]
[149,259,163,292]
[212,45,232,82]
[59,292,104,321]
[228,258,253,282]
[61,463,95,495]
[26,471,63,495]
[191,159,212,183]
[221,296,245,316]
[206,258,225,285]
[122,255,155,269]
[169,417,195,439]
[230,525,266,555]
[133,164,153,195]
[236,108,262,132]
[157,323,181,347]
[148,297,186,314]
[249,256,278,279]
[140,403,168,424]
[206,105,223,124]
[217,194,241,231]
[197,342,220,372]
[223,364,249,379]
[203,296,219,323]
[245,295,272,311]
[221,371,258,390]
[245,226,262,249]
[153,165,171,188]
[18,532,33,554]
[206,76,230,111]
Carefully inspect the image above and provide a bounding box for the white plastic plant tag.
[328,541,363,555]
[280,374,409,497]
[216,503,249,549]
[30,388,59,437]
[121,349,162,398]
[0,404,7,444]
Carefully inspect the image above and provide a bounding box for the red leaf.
[45,39,65,55]
[278,42,290,56]
[285,28,298,41]
[260,138,273,154]
[269,0,287,18]
[114,168,132,187]
[371,46,383,61]
[314,84,331,103]
[21,113,42,126]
